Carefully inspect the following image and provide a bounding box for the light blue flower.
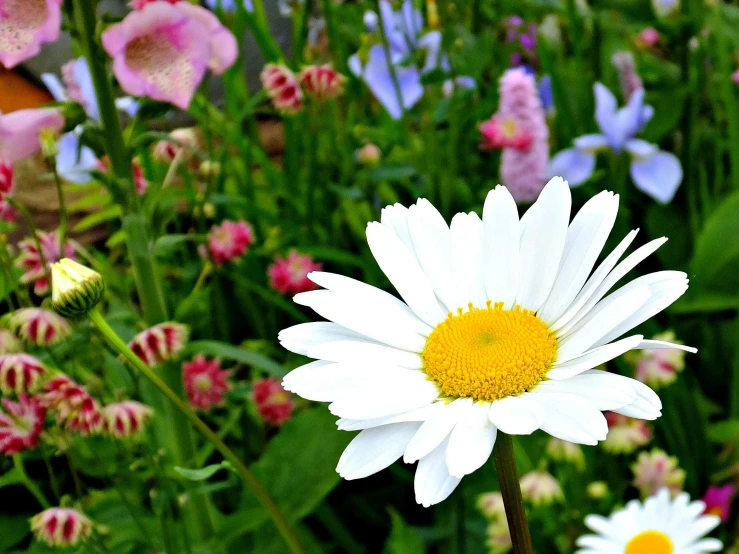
[204,0,254,12]
[538,74,554,115]
[56,128,99,185]
[550,83,682,204]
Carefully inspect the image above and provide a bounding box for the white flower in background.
[576,488,721,553]
[280,177,694,507]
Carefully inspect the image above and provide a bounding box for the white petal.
[404,398,472,463]
[279,322,367,356]
[516,177,572,312]
[635,340,697,354]
[692,538,723,552]
[548,335,644,380]
[536,371,638,411]
[488,395,544,435]
[537,191,619,324]
[381,203,417,257]
[294,290,426,351]
[337,403,443,431]
[337,422,421,479]
[527,391,608,445]
[482,185,520,308]
[609,376,662,420]
[446,403,497,478]
[366,221,447,327]
[308,340,423,369]
[328,379,439,419]
[450,213,487,308]
[414,437,462,507]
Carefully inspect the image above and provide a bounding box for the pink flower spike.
[31,507,93,547]
[103,401,153,438]
[0,0,63,68]
[15,230,76,296]
[5,308,71,347]
[261,64,304,114]
[0,353,48,396]
[0,393,45,455]
[206,220,255,266]
[128,322,189,368]
[299,65,346,101]
[183,355,231,411]
[41,375,104,435]
[101,2,237,109]
[268,250,322,296]
[703,485,735,522]
[0,108,64,164]
[253,377,294,425]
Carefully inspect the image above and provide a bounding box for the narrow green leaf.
[187,340,287,377]
[173,461,233,481]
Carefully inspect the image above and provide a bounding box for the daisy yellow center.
[625,530,673,554]
[421,302,557,402]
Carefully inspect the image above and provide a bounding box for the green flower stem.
[713,2,739,191]
[88,309,306,554]
[13,455,51,509]
[493,433,533,554]
[52,166,68,255]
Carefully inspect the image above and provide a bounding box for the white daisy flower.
[576,488,722,553]
[279,177,695,507]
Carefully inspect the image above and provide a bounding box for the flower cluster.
[103,401,153,438]
[183,355,231,411]
[205,220,255,266]
[0,394,45,455]
[261,63,345,114]
[16,231,76,296]
[268,250,322,296]
[4,308,71,347]
[632,448,686,498]
[41,375,104,436]
[253,377,294,425]
[0,354,48,396]
[128,323,189,368]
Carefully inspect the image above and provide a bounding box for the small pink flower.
[0,160,12,198]
[356,143,381,166]
[253,377,294,425]
[128,322,189,368]
[206,220,254,266]
[15,230,76,296]
[637,26,661,48]
[0,199,15,222]
[519,470,563,506]
[0,394,45,455]
[634,331,686,389]
[268,250,322,296]
[0,354,48,396]
[183,355,231,411]
[0,108,64,164]
[5,308,71,346]
[732,70,739,84]
[632,448,686,498]
[602,411,652,455]
[261,63,304,114]
[103,401,153,438]
[41,375,104,435]
[479,115,534,151]
[703,485,734,522]
[299,64,346,100]
[0,329,21,354]
[31,507,93,547]
[132,158,148,195]
[153,128,197,162]
[0,0,63,68]
[102,2,238,109]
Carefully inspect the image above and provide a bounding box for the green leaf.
[298,245,369,270]
[367,164,417,183]
[691,189,739,288]
[707,419,739,443]
[383,509,425,554]
[154,234,204,256]
[187,340,287,377]
[106,229,127,249]
[174,461,234,481]
[73,204,122,232]
[671,290,739,314]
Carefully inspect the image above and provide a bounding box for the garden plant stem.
[493,433,533,554]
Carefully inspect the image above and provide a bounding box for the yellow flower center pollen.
[421,302,557,402]
[625,530,673,554]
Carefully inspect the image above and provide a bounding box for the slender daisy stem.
[88,309,306,554]
[51,165,68,254]
[493,433,533,554]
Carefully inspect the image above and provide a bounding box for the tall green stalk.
[713,3,739,191]
[493,434,533,554]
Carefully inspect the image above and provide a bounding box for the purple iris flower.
[55,129,99,184]
[204,0,254,12]
[538,75,554,114]
[550,83,683,204]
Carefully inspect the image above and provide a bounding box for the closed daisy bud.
[586,481,609,499]
[41,375,104,436]
[253,377,294,425]
[128,323,189,368]
[546,438,585,470]
[183,355,231,411]
[5,308,71,347]
[103,401,153,438]
[0,0,64,69]
[299,65,346,100]
[703,484,734,522]
[602,412,651,454]
[31,507,93,548]
[268,250,322,296]
[16,230,76,296]
[205,220,254,266]
[632,449,685,498]
[0,354,48,396]
[0,394,46,455]
[632,331,686,389]
[261,63,304,114]
[0,329,22,354]
[51,258,105,319]
[520,470,563,506]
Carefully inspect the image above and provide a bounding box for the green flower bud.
[51,258,105,318]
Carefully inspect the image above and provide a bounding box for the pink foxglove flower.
[520,470,563,506]
[602,411,652,454]
[268,250,322,296]
[5,308,71,346]
[0,329,22,354]
[496,68,549,203]
[41,375,104,435]
[0,394,45,455]
[261,64,304,114]
[299,65,346,100]
[103,401,153,438]
[16,230,76,296]
[206,220,254,266]
[0,354,48,396]
[31,508,93,548]
[703,485,734,522]
[0,0,63,68]
[0,108,64,163]
[632,449,686,498]
[633,331,686,389]
[253,377,294,425]
[102,2,238,109]
[183,355,231,411]
[128,322,189,368]
[479,115,534,151]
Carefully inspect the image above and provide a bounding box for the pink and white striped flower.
[268,250,322,296]
[602,411,652,454]
[0,393,45,455]
[205,220,254,266]
[103,401,153,438]
[15,230,76,296]
[4,308,71,346]
[632,448,686,498]
[41,375,104,435]
[0,353,48,396]
[0,0,63,68]
[31,507,93,548]
[253,377,294,425]
[128,322,189,368]
[299,65,346,101]
[183,355,231,411]
[102,2,238,109]
[261,64,304,114]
